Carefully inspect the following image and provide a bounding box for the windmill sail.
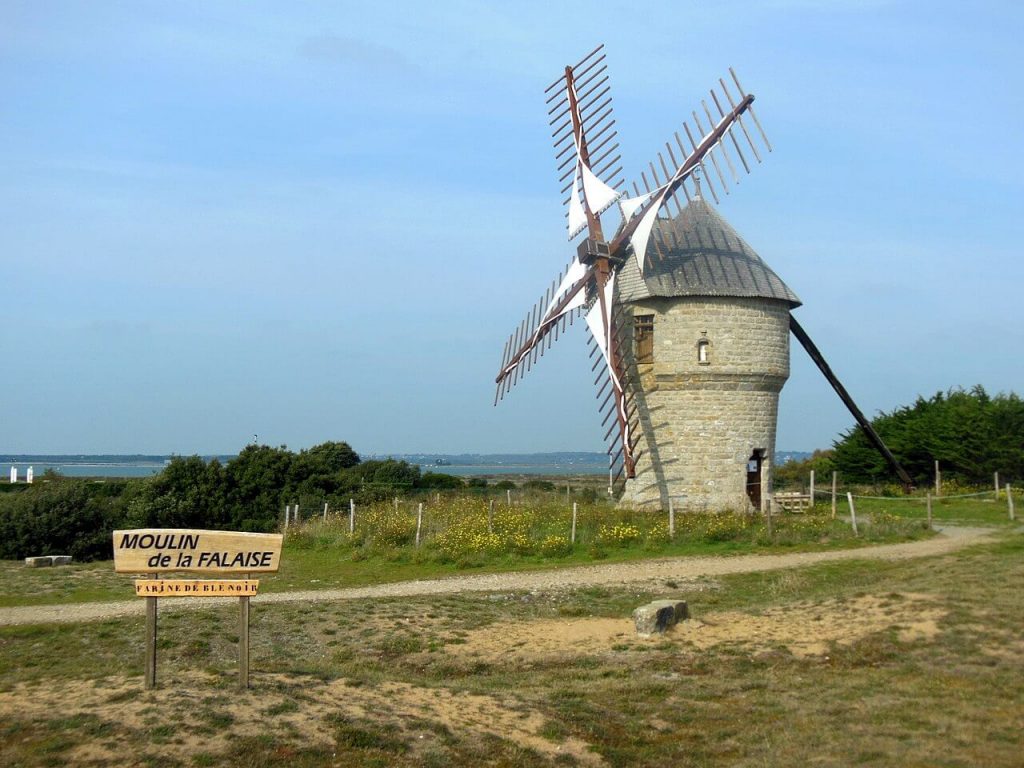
[614,68,770,275]
[495,45,623,404]
[495,49,772,486]
[548,45,624,232]
[493,258,592,402]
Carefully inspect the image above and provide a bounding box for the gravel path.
[0,526,995,627]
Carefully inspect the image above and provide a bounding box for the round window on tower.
[697,333,711,365]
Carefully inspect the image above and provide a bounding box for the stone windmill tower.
[493,46,913,510]
[615,190,800,511]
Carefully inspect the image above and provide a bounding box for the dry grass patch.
[444,592,947,662]
[0,672,603,767]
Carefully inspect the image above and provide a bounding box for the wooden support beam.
[790,314,914,492]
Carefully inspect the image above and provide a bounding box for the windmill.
[494,45,912,509]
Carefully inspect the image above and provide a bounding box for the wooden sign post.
[113,529,283,691]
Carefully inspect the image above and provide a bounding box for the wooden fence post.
[322,502,328,523]
[488,499,494,534]
[847,492,858,536]
[571,502,577,544]
[284,505,290,530]
[831,472,838,519]
[144,573,158,690]
[239,571,250,691]
[1008,484,1015,521]
[349,499,355,534]
[809,470,815,507]
[294,504,300,527]
[416,503,423,547]
[926,493,932,530]
[995,472,1000,499]
[668,498,675,539]
[507,489,512,507]
[765,498,773,537]
[935,460,941,497]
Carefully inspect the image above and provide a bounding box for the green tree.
[127,455,228,529]
[289,441,361,497]
[223,445,295,530]
[304,441,360,472]
[338,459,421,502]
[831,386,1024,486]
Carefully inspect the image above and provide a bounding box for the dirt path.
[0,526,995,627]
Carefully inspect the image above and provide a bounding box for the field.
[0,494,1021,767]
[0,493,939,609]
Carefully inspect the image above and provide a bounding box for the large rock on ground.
[633,600,689,636]
[23,555,73,567]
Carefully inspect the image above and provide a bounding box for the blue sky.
[1,1,1022,455]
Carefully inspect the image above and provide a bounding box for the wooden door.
[746,450,763,509]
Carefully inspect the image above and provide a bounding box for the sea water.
[2,455,609,479]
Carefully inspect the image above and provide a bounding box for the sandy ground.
[0,672,603,766]
[445,592,947,662]
[0,588,960,766]
[0,526,1006,765]
[0,525,993,627]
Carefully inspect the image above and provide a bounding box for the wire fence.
[810,488,995,502]
[276,472,1019,546]
[785,474,1018,526]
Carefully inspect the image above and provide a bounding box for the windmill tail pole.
[789,314,914,493]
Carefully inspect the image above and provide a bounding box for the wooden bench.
[773,491,812,512]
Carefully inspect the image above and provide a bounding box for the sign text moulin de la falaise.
[112,528,284,689]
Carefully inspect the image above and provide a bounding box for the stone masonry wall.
[619,296,791,511]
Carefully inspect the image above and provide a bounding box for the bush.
[522,479,555,492]
[419,472,464,490]
[675,510,754,543]
[435,522,502,560]
[0,478,141,561]
[359,506,416,548]
[597,523,641,547]
[0,439,369,560]
[539,535,573,557]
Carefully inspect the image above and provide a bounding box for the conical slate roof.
[616,196,801,307]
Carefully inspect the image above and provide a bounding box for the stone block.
[51,556,73,566]
[24,556,53,567]
[633,599,689,636]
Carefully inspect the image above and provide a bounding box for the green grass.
[0,532,1021,766]
[827,491,1019,527]
[0,498,933,607]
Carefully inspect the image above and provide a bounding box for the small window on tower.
[635,315,654,364]
[697,335,710,365]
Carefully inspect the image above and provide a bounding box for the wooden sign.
[134,579,259,598]
[112,529,283,574]
[115,528,279,693]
